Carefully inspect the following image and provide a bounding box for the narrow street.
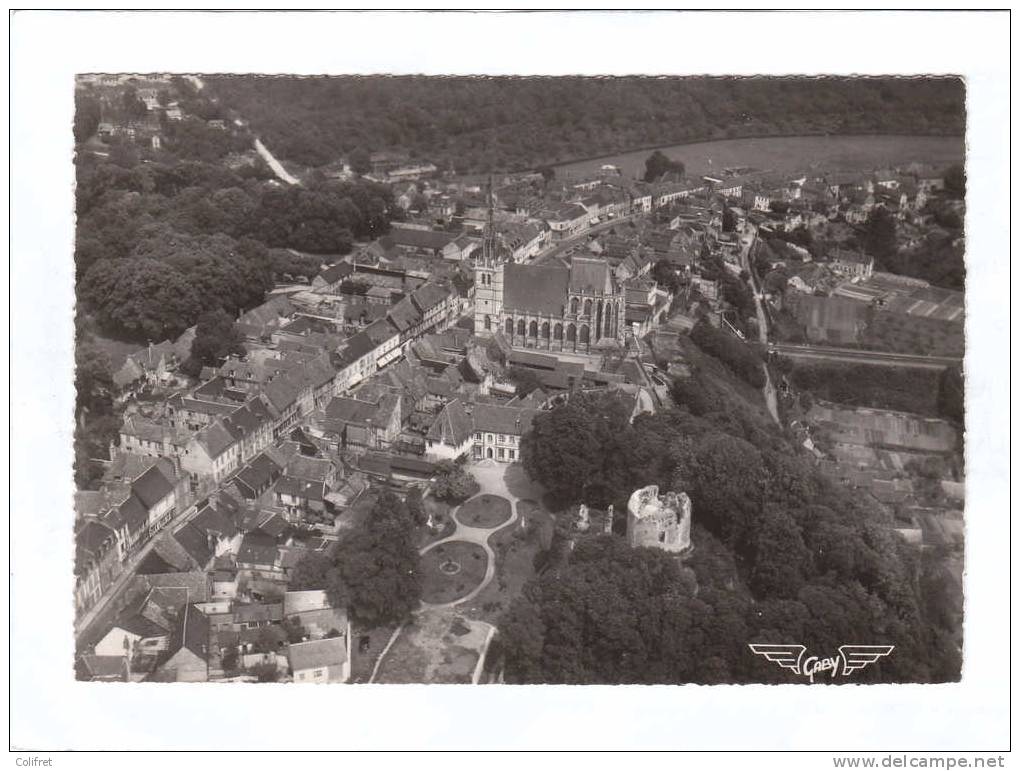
[74,501,203,649]
[737,224,779,424]
[532,214,637,266]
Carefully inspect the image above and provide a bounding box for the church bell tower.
[473,174,503,336]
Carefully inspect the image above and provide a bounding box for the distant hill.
[207,76,965,174]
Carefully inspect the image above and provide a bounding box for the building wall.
[425,437,471,462]
[95,628,142,657]
[626,485,692,554]
[473,262,504,336]
[293,662,348,683]
[472,431,522,463]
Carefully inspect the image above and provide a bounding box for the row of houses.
[83,586,351,684]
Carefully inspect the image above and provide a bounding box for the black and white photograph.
[69,72,968,687]
[9,8,1011,757]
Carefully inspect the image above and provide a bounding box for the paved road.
[368,461,521,683]
[418,463,522,611]
[532,215,637,266]
[74,500,202,650]
[772,343,960,370]
[254,137,300,186]
[737,225,779,424]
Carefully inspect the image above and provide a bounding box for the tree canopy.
[506,332,962,684]
[205,76,965,173]
[643,150,686,183]
[334,492,422,625]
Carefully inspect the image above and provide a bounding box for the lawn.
[348,619,401,684]
[420,541,489,605]
[456,494,512,529]
[461,498,557,624]
[90,332,143,370]
[372,610,491,684]
[864,310,964,358]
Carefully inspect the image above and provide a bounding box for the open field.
[555,134,964,180]
[785,360,942,416]
[864,310,965,357]
[786,294,867,345]
[808,401,958,453]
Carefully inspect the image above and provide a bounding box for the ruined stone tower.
[626,485,692,554]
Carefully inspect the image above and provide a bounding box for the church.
[473,255,627,352]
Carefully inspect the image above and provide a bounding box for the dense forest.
[504,342,962,684]
[206,76,965,173]
[74,137,395,342]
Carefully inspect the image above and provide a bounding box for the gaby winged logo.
[748,644,894,682]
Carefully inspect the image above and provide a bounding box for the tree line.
[74,147,395,342]
[205,76,965,173]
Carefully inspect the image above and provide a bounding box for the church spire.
[482,173,497,266]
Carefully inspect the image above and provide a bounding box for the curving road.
[738,225,779,424]
[419,474,522,610]
[368,462,523,683]
[532,214,637,266]
[254,137,301,186]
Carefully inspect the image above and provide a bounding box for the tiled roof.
[172,523,213,569]
[288,637,347,671]
[239,295,294,329]
[469,403,537,436]
[262,372,305,413]
[117,494,149,534]
[411,283,451,313]
[387,297,423,333]
[337,330,376,367]
[191,502,239,540]
[426,399,473,446]
[114,612,169,640]
[276,476,325,502]
[233,453,283,497]
[233,602,284,625]
[508,349,559,371]
[325,396,378,425]
[503,263,570,316]
[120,416,171,445]
[364,317,399,346]
[77,654,127,681]
[285,455,331,484]
[168,603,210,662]
[238,531,279,566]
[317,261,354,284]
[75,520,118,576]
[386,226,460,251]
[103,451,158,484]
[191,421,234,460]
[131,462,176,510]
[139,572,212,603]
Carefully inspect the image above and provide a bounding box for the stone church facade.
[473,255,626,353]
